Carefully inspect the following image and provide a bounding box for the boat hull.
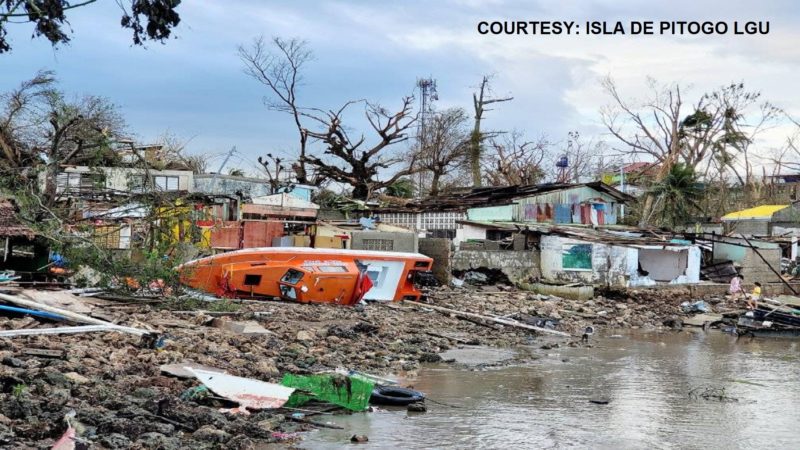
[178,247,433,305]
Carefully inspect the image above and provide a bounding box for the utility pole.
[619,164,625,219]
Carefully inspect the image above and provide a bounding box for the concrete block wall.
[726,220,770,236]
[739,247,782,283]
[451,250,540,284]
[418,238,451,284]
[350,231,418,253]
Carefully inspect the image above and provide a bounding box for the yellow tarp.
[721,205,788,221]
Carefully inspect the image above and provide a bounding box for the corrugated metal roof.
[367,182,633,213]
[720,205,789,221]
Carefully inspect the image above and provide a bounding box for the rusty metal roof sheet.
[367,182,634,213]
[0,199,35,238]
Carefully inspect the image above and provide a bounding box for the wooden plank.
[405,300,572,337]
[21,348,66,358]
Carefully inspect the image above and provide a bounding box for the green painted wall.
[467,204,514,222]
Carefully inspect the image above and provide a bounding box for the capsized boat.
[178,247,433,305]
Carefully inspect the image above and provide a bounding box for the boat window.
[318,265,347,273]
[279,285,297,299]
[367,268,384,283]
[280,269,304,285]
[243,274,262,286]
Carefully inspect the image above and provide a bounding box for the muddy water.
[303,330,800,449]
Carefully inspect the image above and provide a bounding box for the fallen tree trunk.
[0,293,150,336]
[404,300,572,337]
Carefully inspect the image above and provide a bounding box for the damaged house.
[536,227,701,287]
[368,182,633,241]
[451,222,701,287]
[453,182,633,248]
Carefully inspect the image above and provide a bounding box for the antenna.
[416,77,438,197]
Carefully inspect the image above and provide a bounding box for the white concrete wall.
[540,235,610,284]
[541,234,700,286]
[453,224,488,249]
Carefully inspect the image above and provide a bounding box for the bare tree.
[469,76,512,187]
[555,131,609,183]
[602,77,778,224]
[0,71,57,171]
[40,93,126,205]
[257,153,288,193]
[304,97,418,200]
[415,107,469,195]
[483,131,549,186]
[695,84,780,198]
[239,37,314,184]
[601,77,688,225]
[155,132,207,173]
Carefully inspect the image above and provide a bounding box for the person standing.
[729,274,743,297]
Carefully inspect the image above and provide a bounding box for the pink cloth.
[729,277,742,294]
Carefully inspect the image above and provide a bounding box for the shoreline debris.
[188,368,296,412]
[405,300,572,337]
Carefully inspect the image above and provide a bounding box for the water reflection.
[304,330,800,449]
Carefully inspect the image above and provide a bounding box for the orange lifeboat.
[178,247,433,306]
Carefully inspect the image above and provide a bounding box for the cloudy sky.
[2,0,798,175]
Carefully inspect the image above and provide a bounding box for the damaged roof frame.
[459,220,696,250]
[364,182,635,213]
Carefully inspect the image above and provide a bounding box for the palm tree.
[646,163,702,228]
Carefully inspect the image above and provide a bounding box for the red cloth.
[353,272,374,302]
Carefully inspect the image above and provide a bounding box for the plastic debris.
[188,368,295,411]
[282,373,375,411]
[681,301,711,313]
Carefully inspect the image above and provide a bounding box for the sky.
[2,0,799,176]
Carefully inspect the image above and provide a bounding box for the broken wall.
[419,238,451,284]
[712,238,782,283]
[540,235,634,286]
[638,249,687,281]
[451,250,540,284]
[637,247,701,284]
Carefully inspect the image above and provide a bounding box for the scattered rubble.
[0,283,742,447]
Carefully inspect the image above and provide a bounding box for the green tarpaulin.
[281,373,374,411]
